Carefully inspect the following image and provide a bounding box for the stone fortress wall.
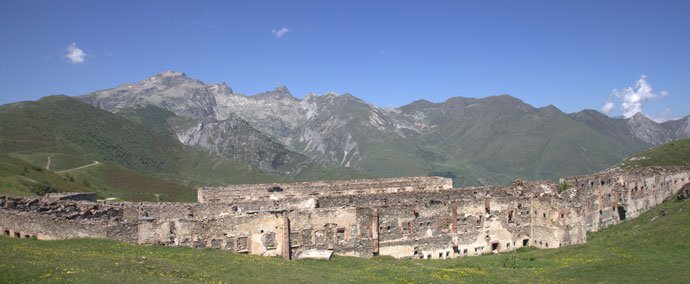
[1,167,689,260]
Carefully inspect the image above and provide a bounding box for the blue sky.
[1,0,689,121]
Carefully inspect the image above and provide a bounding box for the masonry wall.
[198,176,453,203]
[0,197,136,242]
[564,167,690,234]
[1,166,688,261]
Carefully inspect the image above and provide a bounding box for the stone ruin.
[1,167,689,260]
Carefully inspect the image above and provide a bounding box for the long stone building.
[1,167,689,260]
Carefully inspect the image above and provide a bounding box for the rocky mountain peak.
[254,85,295,100]
[274,85,290,93]
[142,70,199,88]
[626,112,668,145]
[156,70,187,77]
[212,82,233,95]
[538,104,562,115]
[629,112,651,122]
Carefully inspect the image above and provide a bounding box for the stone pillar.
[282,213,291,260]
[371,208,379,255]
[197,189,204,203]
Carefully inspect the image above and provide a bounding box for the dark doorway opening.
[617,206,627,221]
[523,239,529,246]
[491,242,499,252]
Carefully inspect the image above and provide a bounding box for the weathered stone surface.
[1,167,688,260]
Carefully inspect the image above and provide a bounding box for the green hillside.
[2,189,688,283]
[0,96,377,201]
[0,96,276,201]
[412,97,632,185]
[0,154,91,197]
[620,137,690,168]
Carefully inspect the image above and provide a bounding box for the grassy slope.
[1,194,688,283]
[0,96,276,201]
[63,163,196,202]
[0,96,379,201]
[0,154,91,197]
[620,137,690,168]
[414,98,633,186]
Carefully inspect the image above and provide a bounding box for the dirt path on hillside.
[45,154,53,170]
[55,161,100,174]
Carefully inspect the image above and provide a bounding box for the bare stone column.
[451,204,458,234]
[282,214,291,260]
[371,208,379,255]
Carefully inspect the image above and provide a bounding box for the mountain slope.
[390,96,634,183]
[0,154,91,197]
[79,73,432,176]
[118,105,311,174]
[77,71,690,186]
[80,72,311,174]
[619,137,690,168]
[0,96,276,201]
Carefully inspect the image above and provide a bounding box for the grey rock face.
[80,73,407,170]
[79,71,312,174]
[626,112,673,145]
[80,71,220,119]
[175,114,310,174]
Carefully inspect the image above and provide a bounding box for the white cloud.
[65,42,86,64]
[608,75,668,118]
[272,27,290,38]
[601,102,614,114]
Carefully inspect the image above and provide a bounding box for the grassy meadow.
[621,137,690,168]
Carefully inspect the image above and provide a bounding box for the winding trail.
[56,161,100,174]
[45,154,53,170]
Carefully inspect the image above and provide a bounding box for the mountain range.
[76,71,690,185]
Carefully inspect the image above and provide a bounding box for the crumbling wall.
[2,166,689,261]
[0,196,136,242]
[198,176,452,203]
[565,167,690,234]
[286,207,369,258]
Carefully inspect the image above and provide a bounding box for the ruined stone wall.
[133,207,374,259]
[0,196,136,242]
[198,176,452,203]
[136,210,288,257]
[1,166,688,261]
[370,187,536,259]
[564,167,690,234]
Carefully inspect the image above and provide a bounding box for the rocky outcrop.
[176,114,310,174]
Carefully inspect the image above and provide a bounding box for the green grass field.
[2,196,688,283]
[621,137,690,168]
